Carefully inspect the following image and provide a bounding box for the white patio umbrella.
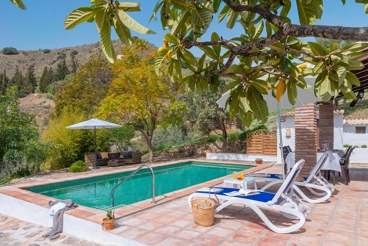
[66,118,122,169]
[217,76,321,179]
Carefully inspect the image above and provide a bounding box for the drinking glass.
[232,172,238,180]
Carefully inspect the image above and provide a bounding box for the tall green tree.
[70,54,79,74]
[39,66,49,93]
[54,58,70,81]
[0,70,9,95]
[0,87,38,176]
[25,64,37,94]
[179,79,243,152]
[54,53,112,117]
[99,39,186,162]
[10,66,23,91]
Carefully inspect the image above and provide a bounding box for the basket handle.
[208,187,220,204]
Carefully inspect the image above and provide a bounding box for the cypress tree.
[39,66,49,93]
[25,64,37,94]
[54,58,70,81]
[10,66,24,94]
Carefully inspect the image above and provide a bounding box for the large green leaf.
[287,82,298,105]
[155,47,170,74]
[308,42,329,56]
[116,9,156,34]
[118,2,140,12]
[226,9,239,29]
[112,15,132,46]
[171,11,191,35]
[181,50,198,67]
[10,0,26,9]
[191,7,212,33]
[296,0,317,24]
[211,32,221,57]
[218,4,230,22]
[269,42,286,53]
[199,46,218,60]
[345,72,361,86]
[65,7,103,30]
[246,87,269,122]
[96,10,116,63]
[164,33,180,45]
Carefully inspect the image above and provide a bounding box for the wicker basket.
[190,198,215,227]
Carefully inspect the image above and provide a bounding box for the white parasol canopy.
[67,118,121,169]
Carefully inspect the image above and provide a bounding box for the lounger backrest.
[305,151,330,182]
[270,159,305,205]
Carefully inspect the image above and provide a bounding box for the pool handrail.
[111,163,156,207]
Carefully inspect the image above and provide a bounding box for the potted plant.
[103,210,115,230]
[255,158,263,164]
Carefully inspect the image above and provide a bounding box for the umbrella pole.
[277,102,285,180]
[93,126,100,169]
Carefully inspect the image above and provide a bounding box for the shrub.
[227,132,240,141]
[343,144,350,148]
[70,50,78,56]
[68,160,88,172]
[2,47,19,55]
[361,144,367,148]
[354,145,359,148]
[43,49,51,53]
[57,53,66,60]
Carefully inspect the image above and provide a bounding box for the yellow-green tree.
[54,53,112,117]
[99,39,185,162]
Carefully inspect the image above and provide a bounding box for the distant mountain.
[0,40,126,77]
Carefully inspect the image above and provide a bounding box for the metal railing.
[111,164,156,207]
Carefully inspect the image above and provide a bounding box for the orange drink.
[239,173,244,180]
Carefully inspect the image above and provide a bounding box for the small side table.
[223,177,257,189]
[107,159,125,167]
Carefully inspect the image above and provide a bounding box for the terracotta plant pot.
[255,160,263,164]
[103,218,115,230]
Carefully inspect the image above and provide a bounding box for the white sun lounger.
[248,151,334,204]
[188,159,310,233]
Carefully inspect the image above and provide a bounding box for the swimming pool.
[25,161,251,210]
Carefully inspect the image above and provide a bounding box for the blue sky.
[1,1,368,52]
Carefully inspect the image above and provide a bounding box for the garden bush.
[2,47,19,55]
[68,160,88,172]
[361,144,367,148]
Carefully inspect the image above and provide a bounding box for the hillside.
[19,94,55,128]
[0,40,125,77]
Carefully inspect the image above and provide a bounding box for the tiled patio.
[0,162,367,246]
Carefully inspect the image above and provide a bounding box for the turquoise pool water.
[25,161,251,210]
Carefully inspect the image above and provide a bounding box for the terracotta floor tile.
[186,222,215,233]
[216,219,246,230]
[136,212,162,220]
[256,237,287,246]
[241,222,267,234]
[154,237,187,246]
[121,217,147,226]
[173,229,201,241]
[328,223,357,234]
[321,240,355,246]
[325,231,355,242]
[220,240,250,246]
[155,225,181,235]
[169,219,193,228]
[264,230,293,240]
[231,231,259,244]
[357,236,368,246]
[205,226,234,238]
[290,234,321,246]
[136,232,166,245]
[193,234,224,246]
[118,227,148,239]
[137,221,164,230]
[152,215,177,224]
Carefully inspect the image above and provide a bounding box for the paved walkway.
[0,213,107,246]
[1,165,368,246]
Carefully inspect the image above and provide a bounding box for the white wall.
[343,125,368,147]
[334,114,344,150]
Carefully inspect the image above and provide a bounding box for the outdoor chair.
[247,151,334,204]
[281,146,291,174]
[339,146,355,185]
[188,159,310,233]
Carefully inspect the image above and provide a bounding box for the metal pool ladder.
[111,163,156,207]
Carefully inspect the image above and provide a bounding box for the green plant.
[361,144,367,148]
[68,160,88,172]
[43,49,51,53]
[343,144,350,148]
[106,210,115,220]
[255,158,263,161]
[227,132,240,141]
[354,145,360,148]
[2,47,19,55]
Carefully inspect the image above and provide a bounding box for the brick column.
[318,102,334,149]
[295,103,317,176]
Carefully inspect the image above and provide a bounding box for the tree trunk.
[222,130,228,152]
[146,136,153,163]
